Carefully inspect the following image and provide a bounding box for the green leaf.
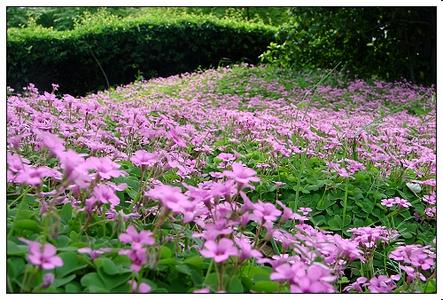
[7,257,26,278]
[14,219,41,233]
[60,204,73,223]
[65,282,81,293]
[228,275,244,292]
[55,252,88,278]
[54,235,70,248]
[7,240,27,256]
[95,257,121,275]
[203,273,218,290]
[327,215,342,230]
[80,272,106,290]
[158,258,176,266]
[183,255,206,269]
[175,264,192,276]
[97,267,131,289]
[159,245,172,259]
[252,280,279,292]
[53,274,76,288]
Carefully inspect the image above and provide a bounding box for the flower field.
[6,65,436,293]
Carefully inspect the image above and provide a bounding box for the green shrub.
[260,7,436,85]
[7,14,277,95]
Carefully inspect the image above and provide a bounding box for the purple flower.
[119,248,147,273]
[21,239,63,270]
[119,225,155,247]
[234,236,262,260]
[85,156,126,179]
[57,150,90,189]
[14,166,49,186]
[343,277,367,292]
[130,150,159,168]
[389,244,435,271]
[193,287,210,293]
[88,184,120,208]
[252,201,281,223]
[223,163,260,188]
[381,197,411,209]
[42,273,55,288]
[168,128,187,147]
[298,207,312,216]
[366,275,397,293]
[422,192,436,205]
[129,280,151,293]
[146,184,190,213]
[348,226,399,249]
[78,247,112,260]
[277,201,307,222]
[424,206,436,218]
[216,153,236,162]
[37,131,65,155]
[271,262,336,293]
[7,152,30,182]
[200,238,238,263]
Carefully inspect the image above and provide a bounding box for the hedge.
[7,15,277,95]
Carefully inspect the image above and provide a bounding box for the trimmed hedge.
[7,15,277,95]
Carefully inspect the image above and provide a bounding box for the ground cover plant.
[6,64,436,293]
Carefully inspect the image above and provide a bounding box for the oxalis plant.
[7,65,436,293]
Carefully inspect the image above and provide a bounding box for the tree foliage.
[261,7,436,84]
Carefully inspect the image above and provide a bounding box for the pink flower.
[146,184,190,213]
[424,206,436,218]
[42,273,55,288]
[223,163,260,188]
[348,226,398,249]
[88,184,120,208]
[389,244,435,271]
[169,128,186,147]
[7,152,30,181]
[200,238,238,263]
[119,225,155,247]
[130,150,159,167]
[78,247,112,260]
[252,201,281,223]
[343,277,367,292]
[216,153,236,162]
[381,197,411,209]
[119,248,147,273]
[422,192,436,205]
[298,207,312,216]
[14,166,51,186]
[193,287,210,293]
[366,275,397,293]
[234,236,262,260]
[57,150,91,189]
[271,262,336,293]
[37,131,65,155]
[399,265,426,282]
[380,198,396,207]
[276,200,306,222]
[129,280,151,293]
[85,156,126,179]
[21,239,63,270]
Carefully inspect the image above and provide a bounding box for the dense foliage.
[7,12,277,95]
[7,7,290,30]
[260,7,436,85]
[7,65,436,293]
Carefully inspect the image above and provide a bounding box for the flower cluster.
[118,226,155,272]
[380,197,412,209]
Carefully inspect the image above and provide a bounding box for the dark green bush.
[7,14,277,95]
[260,7,436,85]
